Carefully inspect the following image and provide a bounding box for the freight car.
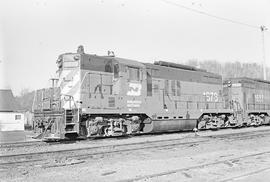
[32,46,268,140]
[223,77,270,126]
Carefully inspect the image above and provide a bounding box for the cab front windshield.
[57,55,79,70]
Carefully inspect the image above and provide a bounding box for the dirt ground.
[1,127,270,182]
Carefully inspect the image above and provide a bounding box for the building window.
[128,67,140,81]
[15,115,21,120]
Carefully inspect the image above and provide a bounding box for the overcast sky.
[0,0,269,95]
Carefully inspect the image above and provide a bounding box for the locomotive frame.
[32,47,270,140]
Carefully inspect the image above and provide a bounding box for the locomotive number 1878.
[203,92,218,102]
[255,94,264,103]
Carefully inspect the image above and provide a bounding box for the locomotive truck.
[32,46,270,140]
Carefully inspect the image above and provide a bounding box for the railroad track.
[118,150,270,182]
[1,128,270,170]
[1,127,268,152]
[204,129,270,140]
[0,137,210,168]
[0,138,85,148]
[0,140,47,148]
[220,167,270,182]
[1,126,269,149]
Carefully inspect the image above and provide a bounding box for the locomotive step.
[65,131,78,134]
[65,115,75,118]
[65,123,76,125]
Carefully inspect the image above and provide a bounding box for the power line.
[261,26,267,79]
[161,0,268,79]
[161,0,260,29]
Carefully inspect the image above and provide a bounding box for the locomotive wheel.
[198,120,206,129]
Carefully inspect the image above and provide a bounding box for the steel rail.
[118,150,270,182]
[1,129,270,169]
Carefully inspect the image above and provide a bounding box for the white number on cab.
[203,92,218,102]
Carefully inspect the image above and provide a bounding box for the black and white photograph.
[0,0,270,181]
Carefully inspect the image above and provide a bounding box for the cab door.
[125,66,144,112]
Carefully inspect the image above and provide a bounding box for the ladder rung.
[66,123,76,125]
[65,131,77,134]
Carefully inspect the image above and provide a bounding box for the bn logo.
[127,83,142,96]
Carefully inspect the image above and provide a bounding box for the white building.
[0,89,25,143]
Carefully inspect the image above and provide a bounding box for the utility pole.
[260,25,267,80]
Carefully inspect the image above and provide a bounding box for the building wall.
[0,112,24,131]
[24,111,34,126]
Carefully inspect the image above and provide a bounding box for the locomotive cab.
[78,54,147,137]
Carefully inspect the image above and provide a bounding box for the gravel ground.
[1,126,270,182]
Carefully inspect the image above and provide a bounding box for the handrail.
[61,94,77,109]
[32,90,37,112]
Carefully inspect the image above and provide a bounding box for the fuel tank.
[143,119,197,133]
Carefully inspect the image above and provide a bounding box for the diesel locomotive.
[32,46,270,140]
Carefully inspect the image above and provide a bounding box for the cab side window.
[105,60,113,73]
[114,64,119,78]
[128,67,140,81]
